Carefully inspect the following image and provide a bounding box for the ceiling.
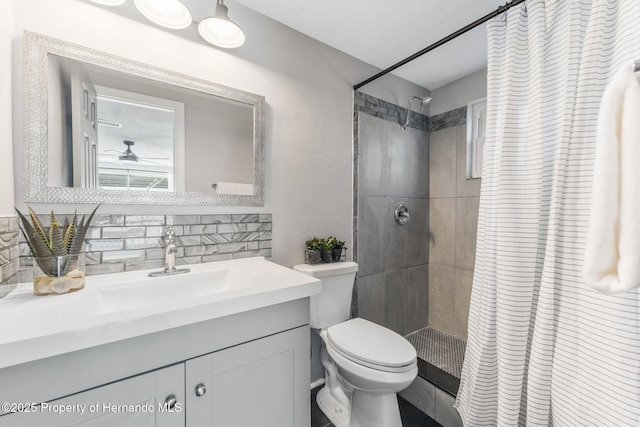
[232,0,506,91]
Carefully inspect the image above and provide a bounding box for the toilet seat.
[327,318,416,373]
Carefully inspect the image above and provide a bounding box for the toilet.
[293,262,417,427]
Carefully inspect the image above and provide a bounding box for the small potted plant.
[305,237,324,264]
[16,205,99,295]
[319,237,334,263]
[326,236,346,262]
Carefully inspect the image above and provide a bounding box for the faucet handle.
[163,226,176,243]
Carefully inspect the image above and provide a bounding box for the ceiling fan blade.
[138,159,171,166]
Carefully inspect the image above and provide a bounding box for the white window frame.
[466,97,487,179]
[94,85,186,192]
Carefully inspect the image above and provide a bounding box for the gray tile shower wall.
[352,91,430,268]
[19,213,272,282]
[429,118,480,340]
[354,91,430,337]
[0,216,20,286]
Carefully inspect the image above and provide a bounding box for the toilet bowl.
[293,262,418,427]
[317,318,418,427]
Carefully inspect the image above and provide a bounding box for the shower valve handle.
[394,204,410,225]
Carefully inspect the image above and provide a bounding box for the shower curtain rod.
[353,0,527,91]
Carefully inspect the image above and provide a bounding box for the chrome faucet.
[148,226,190,277]
[164,227,178,272]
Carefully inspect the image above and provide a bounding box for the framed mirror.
[22,31,265,206]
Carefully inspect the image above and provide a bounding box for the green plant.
[305,237,325,251]
[325,236,346,250]
[306,236,346,251]
[16,205,100,277]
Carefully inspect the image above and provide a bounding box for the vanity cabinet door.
[186,325,310,427]
[0,363,184,427]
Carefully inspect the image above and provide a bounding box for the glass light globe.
[134,0,192,30]
[197,2,245,48]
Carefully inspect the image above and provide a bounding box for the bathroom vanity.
[0,257,320,426]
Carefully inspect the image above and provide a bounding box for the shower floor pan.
[405,327,466,396]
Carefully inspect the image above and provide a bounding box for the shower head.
[401,96,432,130]
[419,96,432,108]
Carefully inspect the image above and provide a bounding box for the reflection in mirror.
[47,53,254,194]
[24,31,264,206]
[95,89,180,192]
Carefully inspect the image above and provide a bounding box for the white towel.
[583,64,640,293]
[211,182,254,195]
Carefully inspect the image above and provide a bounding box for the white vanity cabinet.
[186,326,309,426]
[0,363,185,427]
[0,298,311,427]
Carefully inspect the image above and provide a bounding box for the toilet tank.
[293,262,358,329]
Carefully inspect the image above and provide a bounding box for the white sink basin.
[96,268,254,312]
[0,257,321,370]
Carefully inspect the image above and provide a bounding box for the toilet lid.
[327,318,416,370]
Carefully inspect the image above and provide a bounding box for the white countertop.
[0,257,320,370]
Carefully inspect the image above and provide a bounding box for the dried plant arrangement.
[16,205,99,295]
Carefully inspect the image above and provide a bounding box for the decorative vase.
[331,248,343,262]
[321,250,333,263]
[33,253,86,295]
[305,250,323,265]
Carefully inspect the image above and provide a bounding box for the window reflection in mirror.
[95,87,182,192]
[46,53,254,194]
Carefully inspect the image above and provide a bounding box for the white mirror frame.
[22,31,265,206]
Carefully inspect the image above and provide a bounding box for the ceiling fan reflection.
[100,140,170,167]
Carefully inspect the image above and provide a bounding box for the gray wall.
[428,109,480,340]
[355,92,430,337]
[8,0,429,270]
[430,69,487,116]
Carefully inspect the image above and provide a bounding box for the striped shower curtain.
[455,1,640,426]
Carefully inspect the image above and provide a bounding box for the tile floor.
[405,328,466,379]
[406,327,466,396]
[311,386,442,427]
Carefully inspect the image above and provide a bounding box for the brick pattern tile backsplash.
[19,213,272,282]
[0,216,20,286]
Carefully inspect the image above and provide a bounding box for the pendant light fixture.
[198,0,246,49]
[133,0,192,30]
[88,0,247,49]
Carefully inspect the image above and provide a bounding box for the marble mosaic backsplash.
[0,216,20,287]
[430,105,467,132]
[19,213,272,282]
[354,91,430,132]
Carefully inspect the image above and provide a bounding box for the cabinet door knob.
[165,395,178,409]
[195,383,207,397]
